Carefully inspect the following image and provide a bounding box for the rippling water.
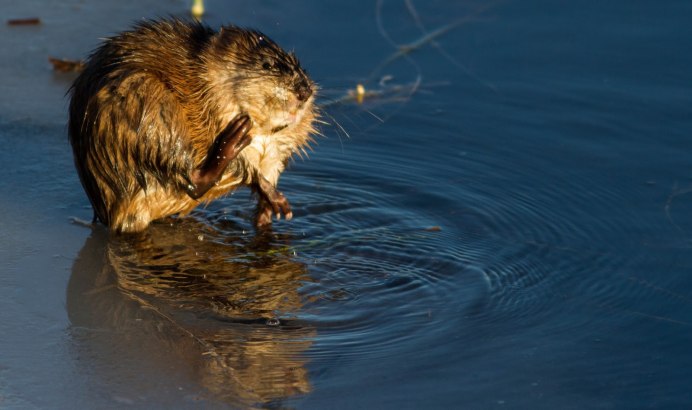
[1,0,692,408]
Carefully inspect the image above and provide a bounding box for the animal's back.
[69,21,224,232]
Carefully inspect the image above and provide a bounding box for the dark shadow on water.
[67,217,314,407]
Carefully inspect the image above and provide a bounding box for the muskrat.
[68,18,317,233]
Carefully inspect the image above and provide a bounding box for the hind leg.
[254,175,292,228]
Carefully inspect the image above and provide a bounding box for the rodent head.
[207,26,316,136]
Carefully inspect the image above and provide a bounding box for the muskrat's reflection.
[67,217,313,406]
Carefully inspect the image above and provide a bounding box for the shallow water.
[2,0,692,408]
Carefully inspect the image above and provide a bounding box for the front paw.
[186,114,253,199]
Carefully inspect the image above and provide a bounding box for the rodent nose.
[295,81,313,102]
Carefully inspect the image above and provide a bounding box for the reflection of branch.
[317,75,426,138]
[557,289,692,327]
[628,275,692,306]
[320,74,424,108]
[116,282,218,356]
[370,0,500,84]
[320,0,499,131]
[664,181,692,238]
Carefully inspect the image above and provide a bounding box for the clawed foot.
[255,176,292,228]
[187,114,252,199]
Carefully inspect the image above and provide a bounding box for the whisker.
[324,111,351,140]
[320,111,350,153]
[362,108,385,123]
[333,110,363,134]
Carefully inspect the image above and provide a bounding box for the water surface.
[1,0,692,408]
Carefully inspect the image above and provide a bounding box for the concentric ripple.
[67,91,690,406]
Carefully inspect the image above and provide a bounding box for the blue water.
[1,0,692,408]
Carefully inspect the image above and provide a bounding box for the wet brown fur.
[69,19,317,233]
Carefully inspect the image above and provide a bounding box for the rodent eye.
[262,62,272,70]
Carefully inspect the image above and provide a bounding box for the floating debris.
[49,57,85,73]
[355,83,366,104]
[7,17,41,26]
[321,75,424,109]
[191,0,205,21]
